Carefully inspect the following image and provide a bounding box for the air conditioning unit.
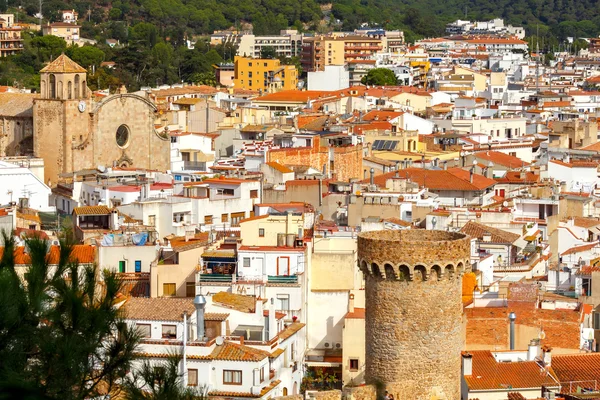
[334,342,342,349]
[323,341,332,349]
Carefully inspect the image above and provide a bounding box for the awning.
[305,361,342,367]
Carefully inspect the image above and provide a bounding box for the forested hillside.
[1,0,600,91]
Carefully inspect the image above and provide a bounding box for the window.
[135,260,141,273]
[250,189,259,199]
[248,71,253,78]
[249,62,253,67]
[162,324,177,339]
[259,228,265,237]
[224,370,242,385]
[260,367,265,382]
[188,369,198,386]
[583,277,593,296]
[204,215,213,224]
[349,359,359,371]
[186,281,195,297]
[264,63,267,67]
[116,124,130,148]
[118,261,125,273]
[216,188,235,196]
[222,213,229,223]
[148,215,156,226]
[163,283,176,296]
[594,313,600,330]
[277,294,290,312]
[136,323,151,338]
[243,257,250,268]
[231,212,245,226]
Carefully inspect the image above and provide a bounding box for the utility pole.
[38,0,42,27]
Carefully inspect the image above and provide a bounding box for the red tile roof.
[265,161,293,174]
[474,151,529,169]
[553,353,600,392]
[0,245,95,265]
[460,220,520,243]
[361,110,403,121]
[495,171,540,184]
[360,167,496,191]
[560,241,599,256]
[210,340,270,361]
[345,308,366,319]
[550,159,598,168]
[123,297,195,321]
[464,350,559,391]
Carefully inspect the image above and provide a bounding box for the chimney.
[443,160,448,170]
[470,168,474,183]
[462,352,473,376]
[528,339,540,361]
[520,170,526,180]
[348,293,355,313]
[240,335,244,345]
[509,312,516,350]
[542,345,552,366]
[370,168,375,185]
[268,298,277,341]
[193,295,206,340]
[421,154,425,168]
[486,162,494,178]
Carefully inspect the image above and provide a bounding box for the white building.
[122,295,305,398]
[307,66,350,91]
[0,159,53,211]
[170,132,217,174]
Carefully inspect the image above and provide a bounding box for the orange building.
[233,56,297,92]
[301,36,383,72]
[0,14,23,57]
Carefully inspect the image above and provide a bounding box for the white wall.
[0,161,53,211]
[306,291,349,349]
[308,66,350,91]
[98,244,158,273]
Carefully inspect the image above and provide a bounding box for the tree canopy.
[0,231,140,399]
[361,68,398,86]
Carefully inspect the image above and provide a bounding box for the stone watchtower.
[357,230,470,400]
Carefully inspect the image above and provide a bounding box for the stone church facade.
[32,54,169,185]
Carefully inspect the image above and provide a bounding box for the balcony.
[344,45,382,51]
[267,275,298,284]
[197,273,233,284]
[183,161,206,171]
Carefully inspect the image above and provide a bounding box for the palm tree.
[123,353,208,400]
[0,230,140,399]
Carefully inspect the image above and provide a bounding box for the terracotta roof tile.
[123,297,196,321]
[474,151,529,169]
[278,322,305,341]
[461,221,520,243]
[553,353,600,392]
[361,110,403,121]
[550,159,598,168]
[265,161,293,174]
[560,241,599,256]
[345,308,366,319]
[0,93,38,117]
[464,350,559,391]
[0,244,95,265]
[361,168,496,191]
[212,292,256,313]
[73,205,112,215]
[495,171,540,184]
[572,217,600,229]
[210,340,270,361]
[40,54,86,73]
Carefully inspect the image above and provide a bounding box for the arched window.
[57,81,63,100]
[74,75,80,99]
[67,81,72,99]
[49,74,56,99]
[81,80,86,98]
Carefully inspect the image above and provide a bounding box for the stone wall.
[357,230,470,400]
[314,390,342,400]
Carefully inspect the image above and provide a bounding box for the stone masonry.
[357,230,471,400]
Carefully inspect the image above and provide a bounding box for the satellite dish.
[503,201,508,207]
[215,336,224,346]
[291,137,297,142]
[431,216,437,228]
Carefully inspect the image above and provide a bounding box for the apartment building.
[42,22,81,45]
[234,56,297,92]
[237,31,303,59]
[0,14,23,57]
[301,36,383,72]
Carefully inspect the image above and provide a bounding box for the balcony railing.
[197,274,233,283]
[267,275,298,284]
[183,161,206,171]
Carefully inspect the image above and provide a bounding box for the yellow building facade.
[234,56,297,92]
